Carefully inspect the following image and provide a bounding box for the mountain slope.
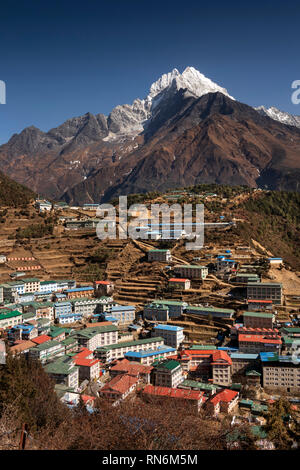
[63,92,300,204]
[0,66,300,203]
[0,171,36,207]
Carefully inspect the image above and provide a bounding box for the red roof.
[73,347,93,360]
[209,389,238,406]
[95,280,112,285]
[80,395,96,403]
[75,358,99,367]
[32,334,51,345]
[101,374,138,396]
[168,278,190,282]
[239,334,281,344]
[143,384,203,401]
[110,358,152,376]
[211,350,232,365]
[248,300,272,304]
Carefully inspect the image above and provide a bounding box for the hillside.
[0,171,36,207]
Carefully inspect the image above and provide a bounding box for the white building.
[174,265,208,279]
[148,249,172,262]
[152,324,184,349]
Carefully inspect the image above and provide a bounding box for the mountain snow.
[105,66,234,140]
[256,105,300,129]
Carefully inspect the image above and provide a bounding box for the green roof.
[32,340,62,352]
[0,310,22,321]
[180,379,216,391]
[152,359,180,371]
[96,336,164,351]
[189,344,217,350]
[29,301,54,308]
[175,265,207,269]
[21,278,40,283]
[152,300,186,306]
[60,336,77,346]
[44,356,77,375]
[40,280,57,285]
[243,311,274,318]
[75,324,118,339]
[49,326,66,338]
[248,282,282,287]
[149,249,170,252]
[186,306,234,314]
[245,370,261,376]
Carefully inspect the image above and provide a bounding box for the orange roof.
[73,347,93,360]
[248,300,272,304]
[86,321,112,328]
[211,350,232,365]
[32,334,51,345]
[143,384,203,401]
[10,340,36,353]
[110,358,152,376]
[81,394,96,403]
[95,280,112,285]
[75,358,99,367]
[169,278,190,282]
[209,389,239,406]
[239,334,281,344]
[101,374,138,396]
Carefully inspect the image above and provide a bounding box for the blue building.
[54,302,72,318]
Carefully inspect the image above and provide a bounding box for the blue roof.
[230,353,259,360]
[268,258,283,260]
[11,324,35,332]
[103,316,118,322]
[125,346,176,358]
[218,346,238,351]
[66,287,94,293]
[111,305,135,311]
[154,324,184,332]
[54,302,72,307]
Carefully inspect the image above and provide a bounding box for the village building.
[206,389,239,416]
[144,300,187,320]
[0,310,22,329]
[110,358,152,383]
[247,282,282,305]
[152,324,184,349]
[243,311,274,329]
[99,374,138,403]
[152,359,184,388]
[95,336,165,362]
[66,286,94,299]
[142,384,204,413]
[238,334,282,354]
[148,249,172,262]
[28,340,65,364]
[260,352,300,393]
[185,305,234,319]
[74,324,118,351]
[174,265,208,279]
[44,356,79,390]
[124,346,177,366]
[168,278,191,290]
[94,280,114,296]
[10,340,36,355]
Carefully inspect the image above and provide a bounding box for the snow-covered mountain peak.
[106,66,234,139]
[256,105,300,128]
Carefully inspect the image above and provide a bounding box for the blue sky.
[0,0,299,143]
